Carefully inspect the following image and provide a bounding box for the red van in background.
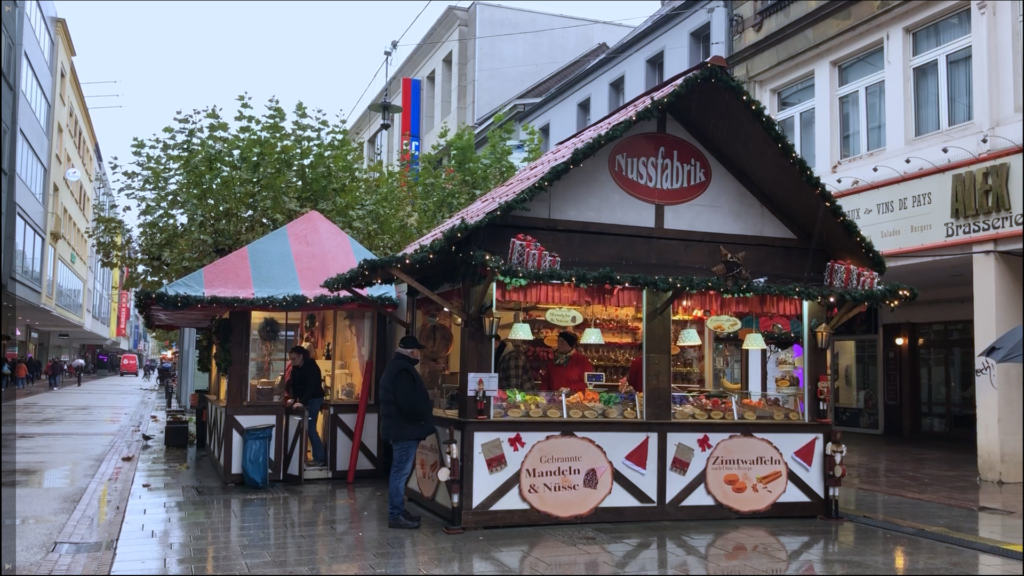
[120,354,140,377]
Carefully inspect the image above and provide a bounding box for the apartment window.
[576,98,591,132]
[56,260,84,316]
[538,124,550,153]
[21,56,49,127]
[646,51,664,90]
[838,47,885,159]
[608,76,625,111]
[17,132,46,203]
[441,52,453,120]
[47,244,55,296]
[59,65,67,103]
[1,123,8,174]
[776,77,815,167]
[690,24,712,66]
[911,10,972,136]
[14,214,43,285]
[2,24,13,81]
[424,70,436,133]
[26,0,52,64]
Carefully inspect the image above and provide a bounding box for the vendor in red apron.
[540,331,594,393]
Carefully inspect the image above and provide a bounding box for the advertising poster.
[117,291,130,338]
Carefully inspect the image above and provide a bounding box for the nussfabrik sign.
[609,133,712,205]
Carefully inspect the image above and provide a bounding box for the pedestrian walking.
[46,359,60,390]
[33,357,42,383]
[14,359,28,390]
[379,335,433,530]
[1,357,10,391]
[284,346,327,468]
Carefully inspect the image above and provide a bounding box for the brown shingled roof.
[519,43,611,99]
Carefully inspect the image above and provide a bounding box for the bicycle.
[143,371,153,382]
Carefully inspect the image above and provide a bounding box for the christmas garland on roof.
[322,63,886,294]
[135,290,399,330]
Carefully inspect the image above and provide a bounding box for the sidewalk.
[4,375,156,574]
[2,373,121,404]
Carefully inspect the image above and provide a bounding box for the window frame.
[576,97,591,133]
[16,132,45,204]
[538,123,550,153]
[1,24,13,83]
[836,46,886,160]
[774,75,816,167]
[26,0,52,64]
[14,214,43,286]
[21,55,49,128]
[47,244,55,297]
[646,51,665,90]
[909,9,973,137]
[608,75,626,112]
[55,258,84,316]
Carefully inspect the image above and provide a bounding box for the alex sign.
[608,133,712,205]
[838,154,1021,253]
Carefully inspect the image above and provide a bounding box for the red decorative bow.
[508,433,526,452]
[697,434,712,453]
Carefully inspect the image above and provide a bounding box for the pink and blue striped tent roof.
[149,211,394,328]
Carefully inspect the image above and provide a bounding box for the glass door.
[916,322,975,435]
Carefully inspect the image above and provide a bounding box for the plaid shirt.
[498,347,535,391]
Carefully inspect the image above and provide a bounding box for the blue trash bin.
[242,424,275,488]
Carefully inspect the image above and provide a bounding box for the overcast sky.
[55,1,661,197]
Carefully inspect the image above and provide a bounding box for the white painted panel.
[663,119,795,238]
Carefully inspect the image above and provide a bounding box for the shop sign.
[706,315,741,333]
[544,308,583,327]
[31,332,39,339]
[58,333,69,339]
[838,154,1021,253]
[608,133,712,205]
[519,435,613,519]
[704,435,788,514]
[415,434,442,500]
[116,291,130,338]
[400,77,421,175]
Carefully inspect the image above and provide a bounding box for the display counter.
[408,413,829,529]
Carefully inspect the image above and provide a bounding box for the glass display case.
[491,389,644,420]
[711,336,743,394]
[670,390,804,421]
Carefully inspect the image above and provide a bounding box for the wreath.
[257,316,282,343]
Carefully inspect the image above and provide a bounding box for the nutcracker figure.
[816,375,832,423]
[825,431,847,519]
[476,378,488,419]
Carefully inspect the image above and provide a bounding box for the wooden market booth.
[323,60,916,529]
[139,211,402,484]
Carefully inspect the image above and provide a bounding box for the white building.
[349,2,634,164]
[732,0,1022,482]
[517,0,731,150]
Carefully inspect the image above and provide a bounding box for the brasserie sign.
[837,154,1021,253]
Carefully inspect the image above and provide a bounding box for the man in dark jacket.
[379,335,434,529]
[286,346,326,467]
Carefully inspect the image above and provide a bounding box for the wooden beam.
[469,271,496,320]
[831,303,867,331]
[342,288,410,330]
[388,267,466,320]
[651,287,687,319]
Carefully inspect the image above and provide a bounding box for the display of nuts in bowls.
[624,409,637,419]
[507,409,523,418]
[584,410,599,419]
[529,409,543,418]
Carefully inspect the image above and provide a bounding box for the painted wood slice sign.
[519,435,613,519]
[415,434,442,500]
[704,435,788,514]
[418,323,454,360]
[608,133,712,205]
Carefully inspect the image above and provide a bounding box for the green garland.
[323,63,887,294]
[197,327,213,374]
[135,289,399,331]
[211,316,233,376]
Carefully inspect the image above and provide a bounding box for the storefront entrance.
[915,321,976,435]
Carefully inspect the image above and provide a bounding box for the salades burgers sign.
[609,133,712,205]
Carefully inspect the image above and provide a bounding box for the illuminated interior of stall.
[246,310,374,405]
[489,283,645,420]
[413,289,464,417]
[669,292,807,422]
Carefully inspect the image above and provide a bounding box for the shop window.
[646,51,664,90]
[831,339,879,430]
[838,47,885,159]
[775,76,815,167]
[608,76,625,111]
[576,97,591,132]
[911,10,972,136]
[415,290,464,416]
[247,311,296,404]
[55,260,83,315]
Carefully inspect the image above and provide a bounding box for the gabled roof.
[141,211,395,329]
[324,60,889,295]
[520,43,611,100]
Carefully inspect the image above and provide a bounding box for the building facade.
[349,2,634,165]
[518,0,731,150]
[730,0,1022,483]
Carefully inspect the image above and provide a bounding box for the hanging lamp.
[507,313,535,341]
[579,304,604,344]
[742,332,767,350]
[677,328,702,347]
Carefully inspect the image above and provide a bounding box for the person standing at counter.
[621,344,643,393]
[540,331,594,393]
[498,338,534,391]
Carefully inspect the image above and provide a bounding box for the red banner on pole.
[117,291,130,337]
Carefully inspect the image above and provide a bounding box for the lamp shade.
[508,322,535,341]
[814,323,833,350]
[677,328,702,347]
[742,332,767,350]
[580,327,605,345]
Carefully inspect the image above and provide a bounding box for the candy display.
[492,388,644,420]
[670,391,803,422]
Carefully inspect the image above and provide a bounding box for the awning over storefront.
[139,211,397,330]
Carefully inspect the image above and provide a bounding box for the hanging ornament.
[710,246,751,288]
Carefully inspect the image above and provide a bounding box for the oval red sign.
[608,133,712,205]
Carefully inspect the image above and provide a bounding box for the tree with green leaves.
[90,93,540,290]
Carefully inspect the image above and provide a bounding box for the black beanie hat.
[558,331,579,349]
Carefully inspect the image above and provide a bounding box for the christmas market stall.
[138,211,399,484]
[323,59,917,529]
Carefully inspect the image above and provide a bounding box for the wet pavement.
[3,374,155,574]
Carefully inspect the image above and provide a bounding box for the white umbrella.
[72,359,86,368]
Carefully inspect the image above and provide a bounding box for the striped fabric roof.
[161,211,394,300]
[402,71,687,254]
